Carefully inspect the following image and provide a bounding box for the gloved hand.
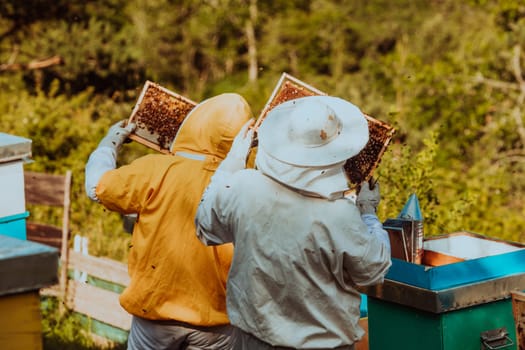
[357,179,380,215]
[98,120,136,153]
[217,119,255,173]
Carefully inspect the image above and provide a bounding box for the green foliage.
[378,131,441,231]
[1,0,523,245]
[1,0,525,344]
[41,297,126,350]
[0,0,523,248]
[0,76,134,261]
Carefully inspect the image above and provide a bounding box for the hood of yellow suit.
[171,93,254,161]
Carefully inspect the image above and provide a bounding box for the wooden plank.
[355,317,369,350]
[40,284,61,298]
[70,280,132,330]
[0,291,43,350]
[88,331,122,349]
[512,290,525,350]
[26,223,63,250]
[24,170,71,303]
[59,170,72,298]
[24,171,66,206]
[69,250,129,286]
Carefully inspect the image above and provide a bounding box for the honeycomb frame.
[127,81,197,154]
[255,73,396,190]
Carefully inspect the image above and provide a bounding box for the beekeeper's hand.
[98,120,136,153]
[357,179,380,215]
[85,120,135,202]
[217,119,255,173]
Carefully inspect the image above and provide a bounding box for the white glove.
[357,179,380,215]
[85,120,135,202]
[98,120,136,153]
[217,119,255,173]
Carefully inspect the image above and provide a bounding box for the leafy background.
[2,0,524,259]
[2,0,525,347]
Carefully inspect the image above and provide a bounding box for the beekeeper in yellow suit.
[85,93,254,350]
[195,96,392,350]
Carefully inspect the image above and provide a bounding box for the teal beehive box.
[0,211,30,240]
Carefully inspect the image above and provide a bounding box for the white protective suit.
[195,96,392,349]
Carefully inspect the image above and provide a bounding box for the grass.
[41,297,127,350]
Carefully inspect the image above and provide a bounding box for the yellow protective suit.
[95,93,253,325]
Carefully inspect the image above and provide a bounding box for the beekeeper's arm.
[334,182,391,288]
[356,180,391,251]
[85,120,136,202]
[195,120,255,245]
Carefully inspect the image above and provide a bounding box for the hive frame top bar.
[128,81,197,122]
[254,72,327,130]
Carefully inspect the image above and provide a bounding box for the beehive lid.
[423,231,524,260]
[0,234,58,296]
[127,81,197,153]
[254,73,395,190]
[0,133,32,163]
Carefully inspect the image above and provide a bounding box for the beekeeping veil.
[256,96,369,200]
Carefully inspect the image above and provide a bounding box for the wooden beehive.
[127,81,197,153]
[255,73,396,190]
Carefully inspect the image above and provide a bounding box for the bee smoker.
[383,193,424,264]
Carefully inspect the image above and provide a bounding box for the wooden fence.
[68,250,131,330]
[47,236,372,349]
[43,235,131,345]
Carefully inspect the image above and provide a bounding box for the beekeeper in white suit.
[195,95,392,350]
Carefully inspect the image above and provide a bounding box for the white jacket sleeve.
[361,213,391,252]
[85,120,135,202]
[195,120,254,245]
[85,146,117,202]
[195,168,234,245]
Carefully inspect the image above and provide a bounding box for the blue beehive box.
[388,231,525,291]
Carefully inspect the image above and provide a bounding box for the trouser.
[231,327,355,350]
[127,316,234,350]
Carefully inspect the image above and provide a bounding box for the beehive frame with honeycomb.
[127,81,197,154]
[255,73,396,190]
[254,73,327,130]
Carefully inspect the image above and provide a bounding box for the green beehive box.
[364,232,524,350]
[367,297,515,350]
